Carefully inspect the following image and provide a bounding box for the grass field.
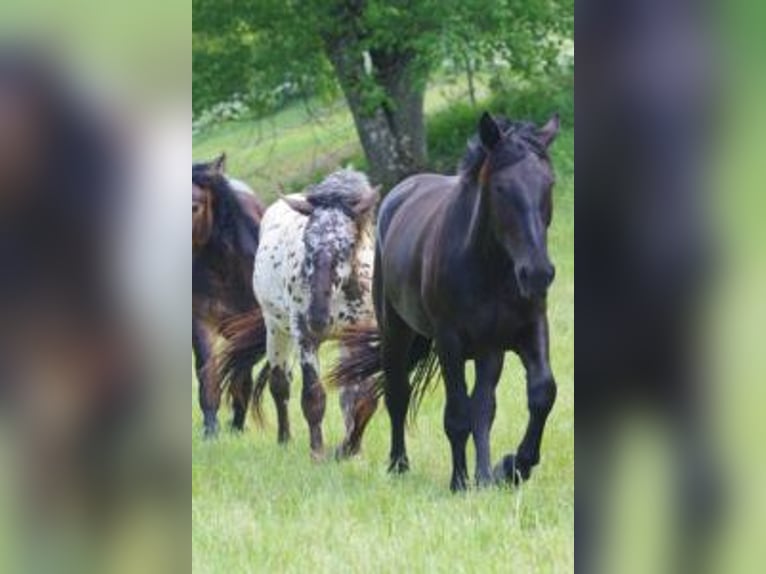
[192,97,574,573]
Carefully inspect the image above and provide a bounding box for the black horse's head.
[283,170,378,337]
[477,112,559,300]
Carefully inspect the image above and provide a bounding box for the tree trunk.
[462,50,477,106]
[321,11,428,189]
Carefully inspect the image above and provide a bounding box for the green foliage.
[488,71,574,128]
[192,0,573,121]
[426,101,481,173]
[427,72,574,173]
[192,0,336,117]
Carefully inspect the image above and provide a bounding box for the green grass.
[192,97,574,573]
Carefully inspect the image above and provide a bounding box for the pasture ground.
[192,101,574,573]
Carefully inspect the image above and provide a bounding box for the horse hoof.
[334,442,360,461]
[388,457,410,474]
[475,474,494,489]
[450,476,469,493]
[310,449,328,463]
[202,425,219,440]
[493,454,527,486]
[277,433,291,445]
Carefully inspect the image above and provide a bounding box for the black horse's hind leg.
[381,303,416,474]
[193,320,220,438]
[436,332,471,492]
[497,317,556,484]
[472,351,504,487]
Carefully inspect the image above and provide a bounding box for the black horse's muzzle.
[517,262,555,300]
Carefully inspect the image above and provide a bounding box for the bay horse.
[332,112,560,490]
[192,154,267,437]
[218,169,380,459]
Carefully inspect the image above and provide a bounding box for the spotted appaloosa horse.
[192,154,267,437]
[219,169,380,458]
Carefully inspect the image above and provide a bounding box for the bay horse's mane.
[459,117,549,182]
[192,162,260,256]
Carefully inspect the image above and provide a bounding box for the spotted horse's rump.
[254,169,380,459]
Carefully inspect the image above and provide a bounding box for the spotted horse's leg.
[266,324,293,445]
[297,332,327,461]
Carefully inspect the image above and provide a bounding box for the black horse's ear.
[211,153,227,175]
[479,112,502,151]
[538,114,560,148]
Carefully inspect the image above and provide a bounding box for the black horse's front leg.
[193,319,220,438]
[497,316,557,484]
[472,351,504,486]
[436,332,471,492]
[381,302,417,474]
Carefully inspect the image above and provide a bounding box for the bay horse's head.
[476,112,560,300]
[192,154,225,252]
[282,170,379,337]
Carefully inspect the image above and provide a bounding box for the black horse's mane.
[459,117,549,181]
[192,162,259,256]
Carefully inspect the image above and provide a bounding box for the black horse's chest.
[426,262,537,354]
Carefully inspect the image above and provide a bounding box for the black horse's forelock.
[459,117,549,181]
[192,162,259,253]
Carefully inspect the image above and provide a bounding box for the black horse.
[192,155,267,437]
[332,112,560,490]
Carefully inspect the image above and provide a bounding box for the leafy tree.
[193,0,572,187]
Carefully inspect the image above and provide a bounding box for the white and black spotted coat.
[254,171,376,368]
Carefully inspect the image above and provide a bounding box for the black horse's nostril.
[532,265,555,293]
[543,264,555,287]
[517,262,554,298]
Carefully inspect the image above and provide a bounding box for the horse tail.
[406,336,440,422]
[328,325,384,397]
[213,308,268,424]
[328,326,440,422]
[251,362,271,423]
